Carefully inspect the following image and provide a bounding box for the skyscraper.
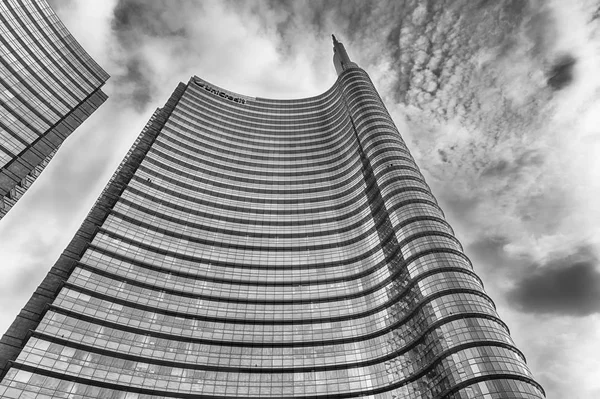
[0,36,544,398]
[0,0,109,220]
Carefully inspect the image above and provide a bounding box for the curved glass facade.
[0,40,543,398]
[0,0,109,220]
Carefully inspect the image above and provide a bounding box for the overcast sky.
[1,0,599,397]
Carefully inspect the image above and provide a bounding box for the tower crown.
[332,34,358,75]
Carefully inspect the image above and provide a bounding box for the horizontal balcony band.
[28,329,521,376]
[160,122,358,162]
[84,229,466,286]
[1,5,84,104]
[213,69,367,110]
[151,137,361,177]
[364,135,406,158]
[164,117,353,154]
[64,265,485,327]
[0,30,62,121]
[147,139,419,187]
[172,104,351,143]
[170,101,352,139]
[48,305,508,358]
[93,228,470,272]
[113,193,441,241]
[160,123,357,163]
[181,84,389,135]
[0,118,31,147]
[186,82,342,116]
[179,96,397,146]
[137,157,423,198]
[188,80,393,127]
[10,0,101,89]
[49,305,508,349]
[104,199,450,253]
[182,86,395,135]
[360,127,405,151]
[153,133,361,173]
[178,93,348,132]
[371,154,418,173]
[0,74,46,135]
[162,115,406,160]
[10,345,536,399]
[75,255,481,306]
[440,375,546,398]
[28,0,108,83]
[123,182,436,226]
[148,145,363,182]
[39,318,514,377]
[60,280,494,326]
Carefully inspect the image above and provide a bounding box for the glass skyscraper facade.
[0,0,109,220]
[0,37,544,398]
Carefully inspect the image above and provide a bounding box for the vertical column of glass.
[338,67,544,398]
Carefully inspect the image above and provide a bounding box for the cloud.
[547,54,577,90]
[118,57,153,110]
[112,0,189,38]
[509,246,600,315]
[466,236,600,319]
[468,235,514,269]
[480,149,545,178]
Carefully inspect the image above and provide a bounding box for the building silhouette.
[0,36,544,398]
[0,0,109,220]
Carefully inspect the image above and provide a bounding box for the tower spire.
[332,34,357,75]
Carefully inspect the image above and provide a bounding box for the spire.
[332,34,357,76]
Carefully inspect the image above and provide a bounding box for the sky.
[1,0,599,397]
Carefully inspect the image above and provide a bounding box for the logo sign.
[194,80,247,104]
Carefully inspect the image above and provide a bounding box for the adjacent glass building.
[0,36,544,398]
[0,0,109,220]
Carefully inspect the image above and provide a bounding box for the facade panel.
[0,38,543,398]
[0,0,109,219]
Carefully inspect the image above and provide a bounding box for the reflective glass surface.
[0,0,109,219]
[0,67,543,398]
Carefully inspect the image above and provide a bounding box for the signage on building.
[194,79,248,104]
